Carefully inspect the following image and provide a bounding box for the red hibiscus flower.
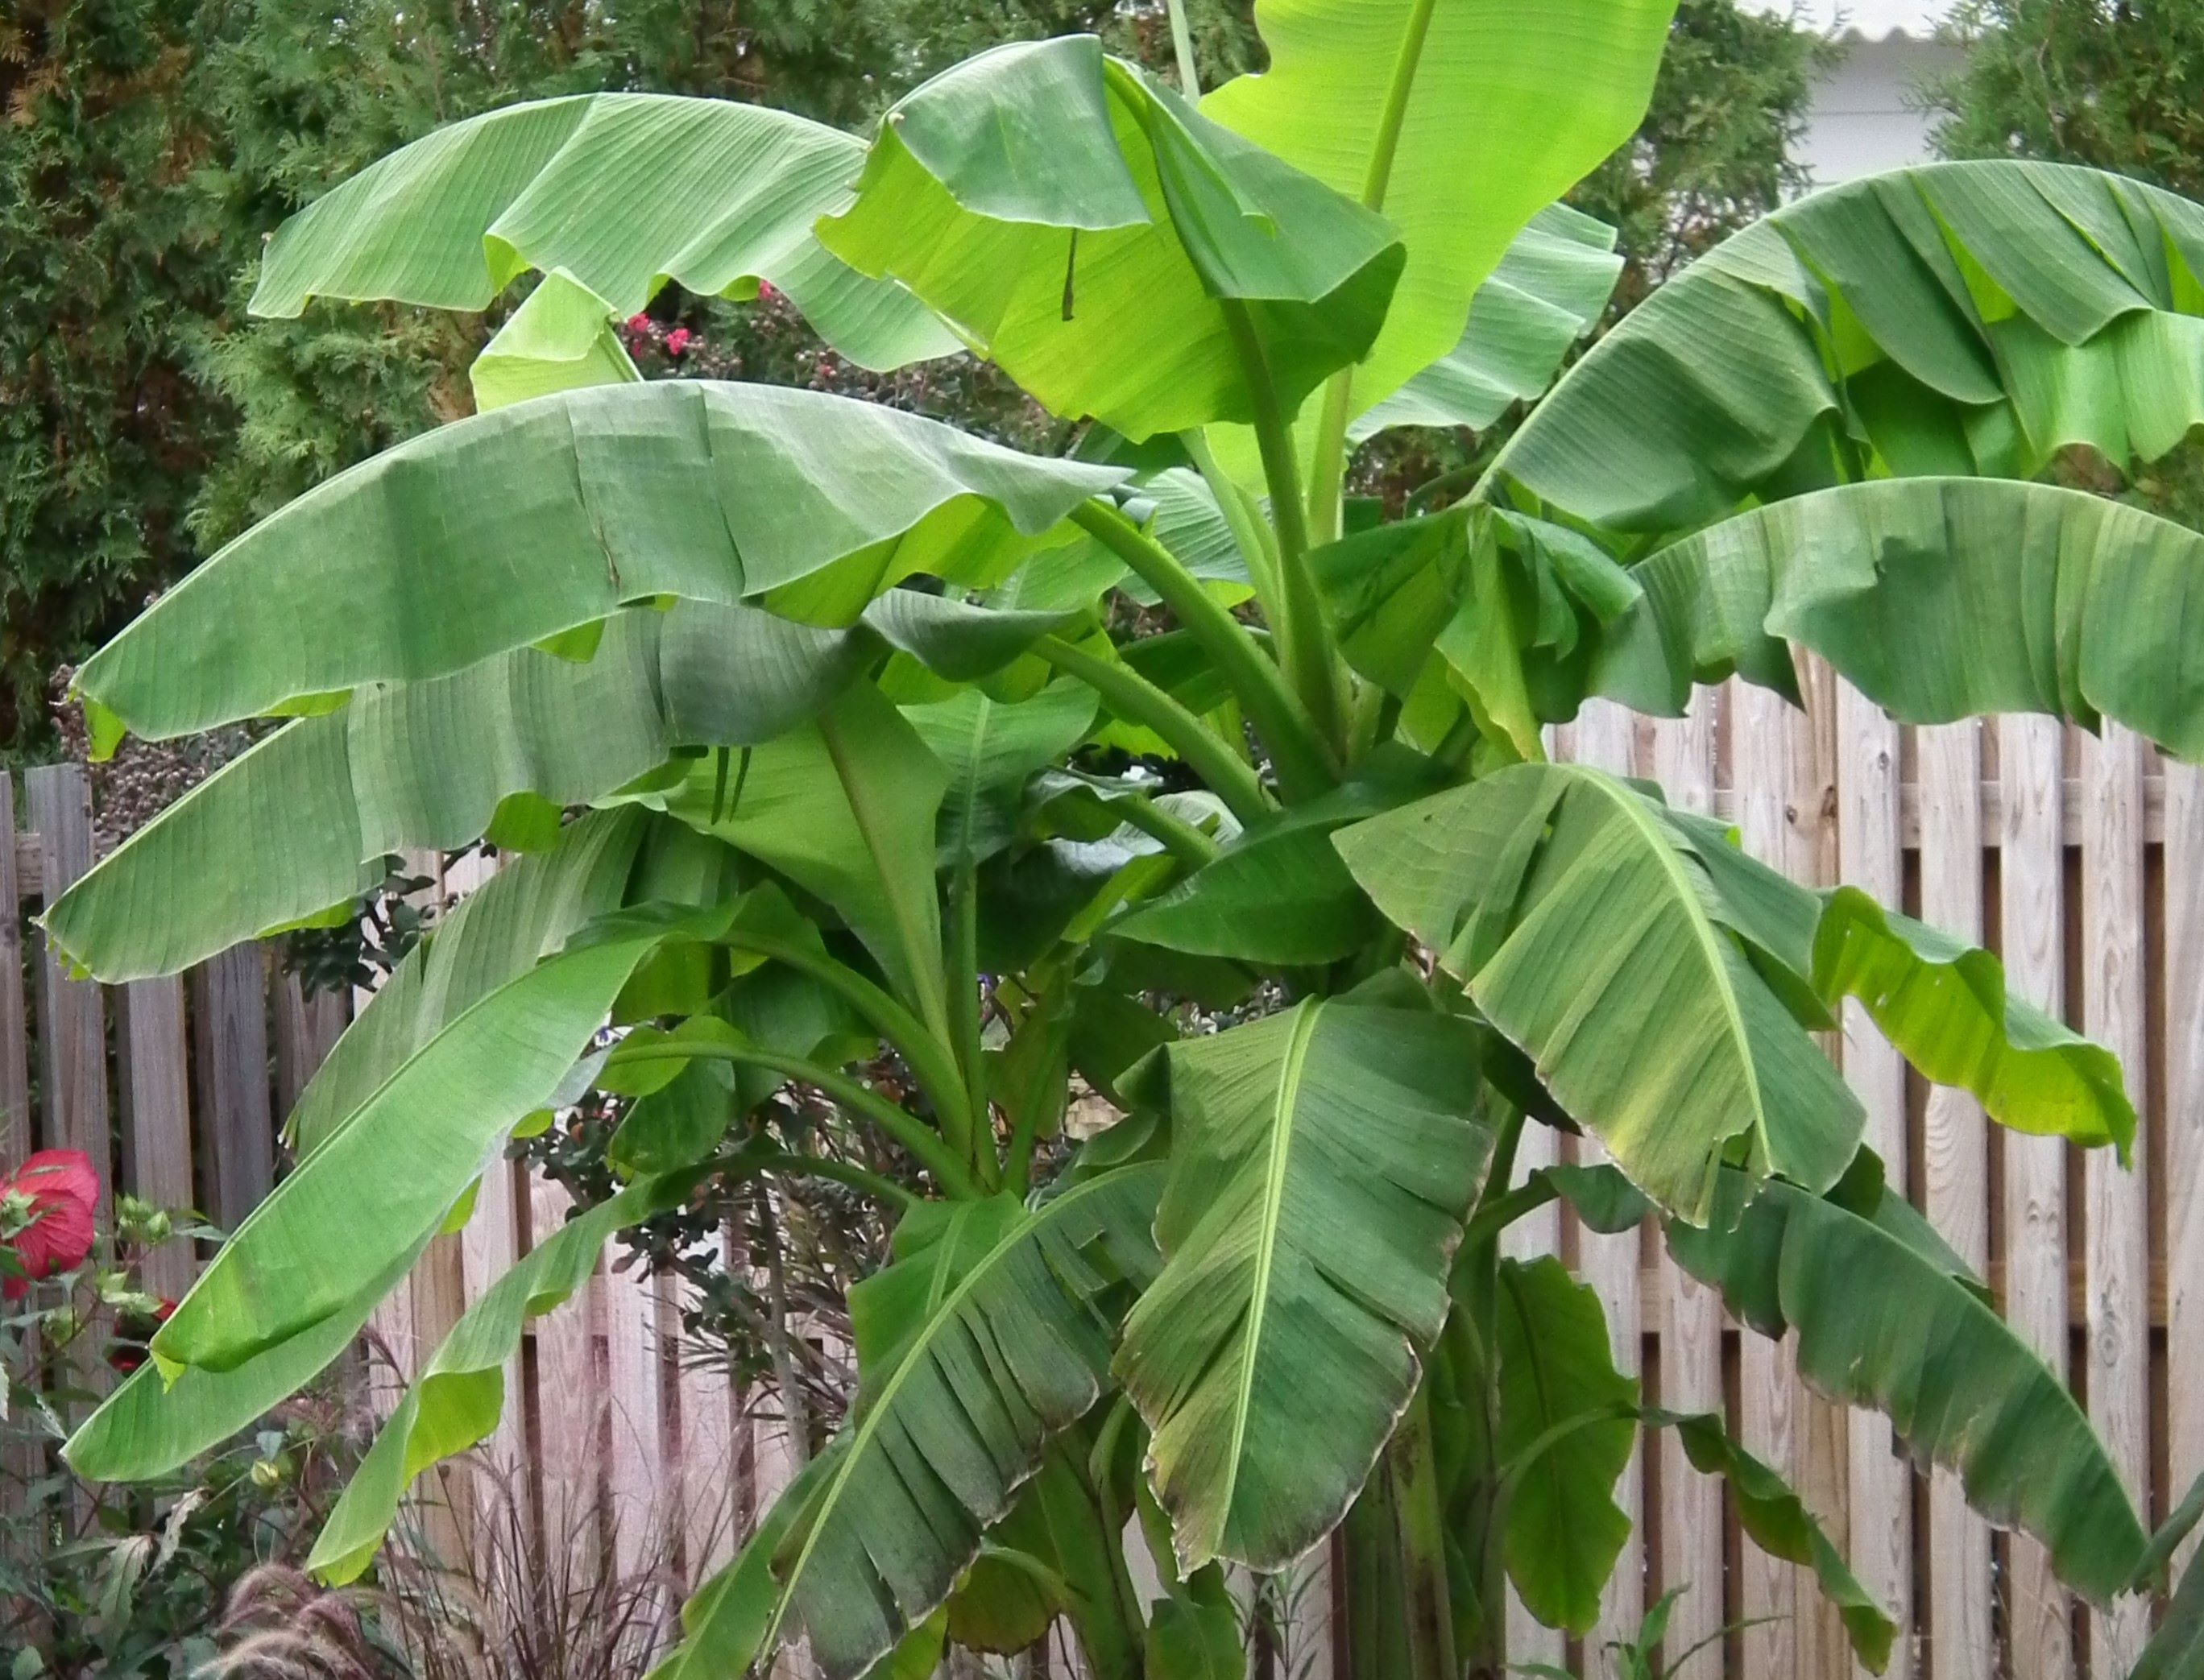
[1,1149,97,1299]
[665,327,693,357]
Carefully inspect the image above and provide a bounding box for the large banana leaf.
[1494,160,2204,532]
[1593,474,2204,765]
[1494,1256,1637,1636]
[72,380,1121,742]
[152,900,728,1376]
[251,92,957,370]
[903,681,1100,867]
[652,1169,1162,1680]
[817,36,1404,440]
[1201,0,1672,418]
[1668,1169,2150,1600]
[64,1231,433,1483]
[49,593,1072,984]
[1352,203,1623,441]
[1114,993,1489,1572]
[1647,801,2137,1155]
[1334,763,1860,1221]
[469,270,640,412]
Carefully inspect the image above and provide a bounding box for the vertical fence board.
[607,1263,671,1591]
[1918,721,1995,1680]
[1999,714,2075,1678]
[115,978,196,1301]
[25,766,107,1210]
[1730,681,1809,1680]
[2082,724,2152,1673]
[0,776,31,1168]
[2169,758,2204,1581]
[192,944,273,1228]
[1648,690,1726,1680]
[1838,683,1912,1678]
[532,1174,607,1570]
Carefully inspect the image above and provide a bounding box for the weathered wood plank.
[191,944,273,1230]
[1837,682,1912,1679]
[1647,689,1726,1680]
[271,969,348,1118]
[2082,722,2152,1672]
[605,1258,670,1593]
[531,1173,607,1571]
[1916,722,1995,1680]
[1997,714,2074,1678]
[409,1230,472,1566]
[114,978,196,1301]
[2169,757,2204,1582]
[0,778,31,1172]
[25,766,107,1210]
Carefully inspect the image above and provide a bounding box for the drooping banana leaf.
[816,35,1405,441]
[72,379,1122,742]
[650,1169,1163,1680]
[307,1164,719,1582]
[150,898,731,1376]
[1666,1168,2149,1601]
[1334,763,1861,1222]
[1353,204,1624,441]
[1647,800,2138,1155]
[1114,994,1490,1573]
[469,269,641,412]
[1493,159,2204,532]
[645,1452,838,1680]
[250,91,959,370]
[1494,1256,1637,1636]
[1591,474,2204,765]
[63,1228,436,1483]
[1201,0,1672,419]
[1641,1408,1896,1673]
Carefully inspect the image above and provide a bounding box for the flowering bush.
[0,1154,362,1676]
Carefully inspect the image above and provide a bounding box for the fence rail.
[2,670,2198,1680]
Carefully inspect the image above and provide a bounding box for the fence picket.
[25,767,106,1211]
[115,977,195,1300]
[2169,756,2204,1583]
[1999,714,2075,1678]
[191,944,272,1228]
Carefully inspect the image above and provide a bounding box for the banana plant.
[49,4,2204,1675]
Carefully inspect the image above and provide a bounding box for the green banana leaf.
[1494,159,2204,532]
[151,899,730,1376]
[1353,203,1624,441]
[904,681,1100,867]
[1494,1256,1637,1636]
[661,682,950,1028]
[250,91,957,370]
[470,269,640,411]
[49,592,1073,985]
[1649,801,2137,1156]
[817,35,1404,441]
[1642,1408,1896,1673]
[72,379,1121,742]
[64,1231,434,1483]
[1334,763,1861,1222]
[307,1165,711,1582]
[1201,0,1672,418]
[1668,1170,2149,1601]
[1593,474,2204,764]
[652,1169,1162,1680]
[1114,994,1490,1573]
[645,1453,837,1680]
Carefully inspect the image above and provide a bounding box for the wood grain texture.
[2082,722,2152,1672]
[25,767,106,1210]
[1650,690,1726,1680]
[1916,722,1995,1680]
[1997,714,2075,1678]
[1836,682,1913,1678]
[1730,676,1846,1680]
[0,777,31,1171]
[530,1173,607,1571]
[605,1260,670,1589]
[2169,757,2204,1581]
[191,944,272,1229]
[115,977,195,1301]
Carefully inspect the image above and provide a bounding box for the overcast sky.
[1744,0,1951,35]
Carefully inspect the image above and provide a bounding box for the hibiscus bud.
[250,1457,284,1491]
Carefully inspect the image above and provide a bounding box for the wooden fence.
[3,669,2199,1679]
